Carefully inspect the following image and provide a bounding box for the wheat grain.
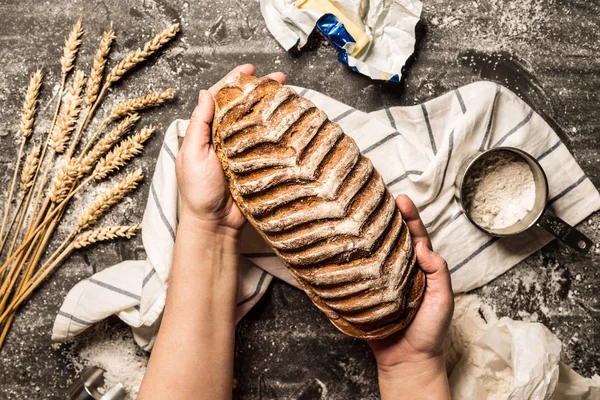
[86,28,116,107]
[49,70,86,153]
[105,24,179,85]
[19,144,41,195]
[48,158,80,203]
[60,17,84,76]
[79,113,140,175]
[19,70,43,139]
[110,88,176,120]
[78,169,143,230]
[92,126,156,180]
[73,225,140,248]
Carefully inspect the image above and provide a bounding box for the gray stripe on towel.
[479,84,501,151]
[142,268,156,288]
[362,131,402,155]
[492,109,534,148]
[89,278,141,301]
[151,183,176,241]
[333,109,356,122]
[455,89,466,114]
[434,130,454,199]
[58,311,93,326]
[163,142,176,162]
[384,108,397,130]
[421,104,437,155]
[386,170,423,187]
[537,141,562,162]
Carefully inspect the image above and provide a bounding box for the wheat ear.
[79,113,140,174]
[105,24,179,86]
[0,70,43,240]
[78,169,143,229]
[48,158,81,204]
[19,69,44,139]
[86,28,116,107]
[93,126,156,180]
[111,88,176,120]
[60,17,84,76]
[49,70,86,153]
[19,144,41,196]
[0,225,140,325]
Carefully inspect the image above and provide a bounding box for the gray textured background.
[0,0,599,398]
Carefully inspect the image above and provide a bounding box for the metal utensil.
[68,366,127,400]
[457,147,593,254]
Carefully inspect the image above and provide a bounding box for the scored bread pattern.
[212,73,424,339]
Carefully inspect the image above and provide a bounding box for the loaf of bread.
[211,73,425,339]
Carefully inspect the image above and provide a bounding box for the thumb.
[185,90,215,150]
[416,242,452,292]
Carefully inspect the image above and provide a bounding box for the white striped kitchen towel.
[53,81,600,348]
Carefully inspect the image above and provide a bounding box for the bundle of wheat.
[0,18,180,349]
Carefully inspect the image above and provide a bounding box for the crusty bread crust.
[211,73,425,339]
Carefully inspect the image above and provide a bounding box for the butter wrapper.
[260,0,423,81]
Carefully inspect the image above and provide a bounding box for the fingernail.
[199,90,209,105]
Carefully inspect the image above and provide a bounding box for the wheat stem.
[0,198,23,257]
[0,175,94,276]
[0,70,43,240]
[0,141,26,241]
[0,225,140,324]
[0,141,40,257]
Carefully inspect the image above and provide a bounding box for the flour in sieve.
[463,151,536,230]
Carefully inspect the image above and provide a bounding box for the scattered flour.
[66,294,510,399]
[67,324,149,399]
[463,151,536,230]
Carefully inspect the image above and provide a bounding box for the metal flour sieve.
[457,147,593,254]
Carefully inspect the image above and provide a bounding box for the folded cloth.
[53,81,600,348]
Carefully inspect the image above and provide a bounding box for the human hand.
[175,64,286,233]
[367,195,453,399]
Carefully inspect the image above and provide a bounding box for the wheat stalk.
[0,70,43,241]
[49,70,86,153]
[78,169,143,230]
[86,28,116,107]
[93,126,156,180]
[79,113,140,174]
[48,158,80,204]
[111,88,176,120]
[19,144,41,196]
[0,225,140,325]
[60,17,84,76]
[0,143,40,255]
[105,24,179,86]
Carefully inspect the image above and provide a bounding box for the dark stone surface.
[0,0,598,398]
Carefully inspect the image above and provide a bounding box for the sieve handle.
[536,208,594,254]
